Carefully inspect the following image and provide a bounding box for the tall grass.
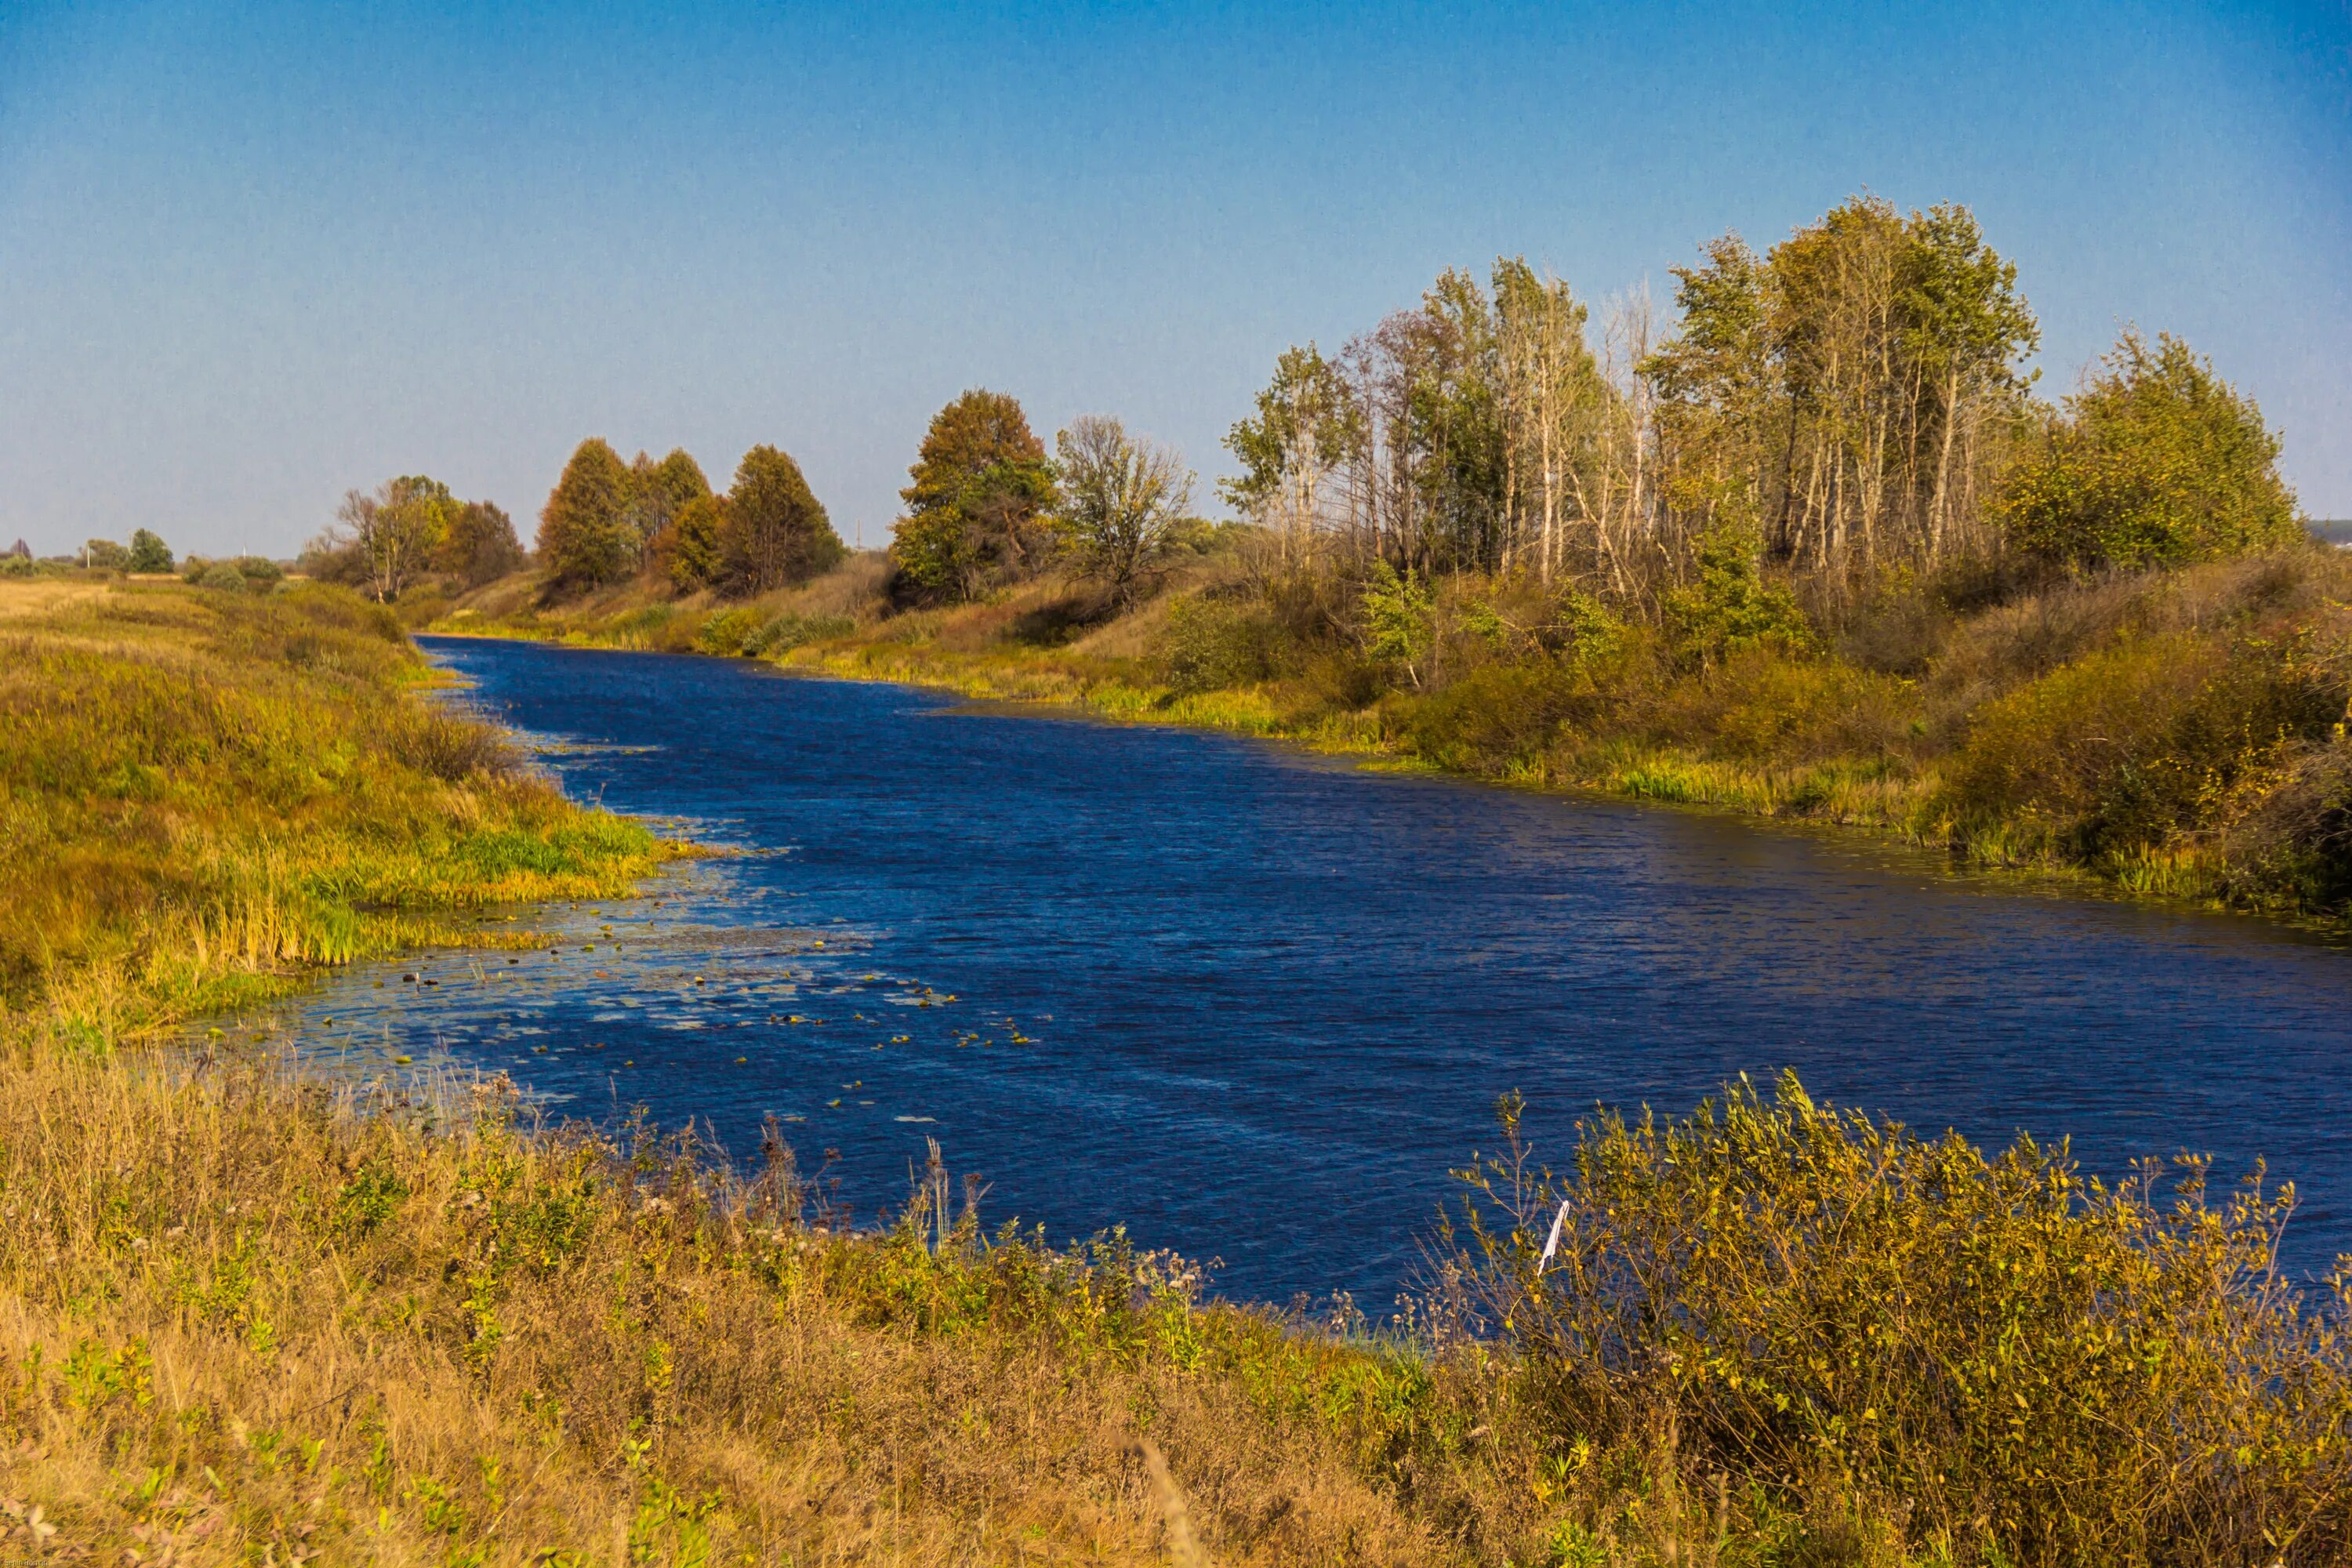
[0,581,663,1038]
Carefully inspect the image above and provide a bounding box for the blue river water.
[261,635,2352,1305]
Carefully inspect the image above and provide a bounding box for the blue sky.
[2,1,2347,557]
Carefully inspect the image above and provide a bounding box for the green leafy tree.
[125,528,173,574]
[83,539,129,572]
[1055,416,1193,605]
[666,495,727,592]
[1360,560,1436,688]
[1663,517,1814,668]
[537,438,635,595]
[1999,329,2303,569]
[329,475,456,601]
[890,390,1058,601]
[717,445,842,595]
[1221,344,1363,568]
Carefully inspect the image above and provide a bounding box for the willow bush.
[1443,1074,2352,1565]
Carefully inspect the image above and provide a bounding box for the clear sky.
[2,1,2347,557]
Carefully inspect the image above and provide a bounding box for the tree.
[666,495,728,591]
[625,448,713,568]
[1057,416,1193,605]
[717,445,842,594]
[1999,329,2303,570]
[538,438,635,595]
[84,539,129,572]
[434,500,525,586]
[890,390,1058,601]
[1221,345,1363,570]
[1644,198,2038,580]
[325,475,456,601]
[126,528,174,575]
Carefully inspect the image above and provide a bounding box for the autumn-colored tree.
[538,438,635,595]
[1999,329,2303,569]
[324,475,456,601]
[434,500,525,586]
[717,445,842,594]
[890,390,1058,600]
[626,448,713,569]
[666,495,728,591]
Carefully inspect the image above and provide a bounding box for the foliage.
[890,390,1058,601]
[664,493,727,592]
[1663,520,1814,667]
[717,444,842,595]
[125,528,174,575]
[536,438,636,596]
[1162,596,1283,695]
[1360,560,1436,685]
[434,500,525,587]
[1999,329,2304,569]
[1055,415,1194,604]
[1941,628,2342,861]
[1220,343,1363,564]
[84,539,130,572]
[1446,1074,2352,1566]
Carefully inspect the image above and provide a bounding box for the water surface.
[263,637,2352,1304]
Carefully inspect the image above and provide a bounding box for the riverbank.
[9,580,2352,1563]
[430,541,2352,934]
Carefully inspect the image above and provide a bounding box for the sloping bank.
[435,543,2352,935]
[2,581,2347,1563]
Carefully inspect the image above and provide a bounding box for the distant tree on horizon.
[717,445,842,594]
[538,438,636,595]
[126,528,174,575]
[890,390,1058,601]
[1055,416,1193,606]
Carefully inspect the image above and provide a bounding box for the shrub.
[196,561,250,593]
[1446,1074,2352,1566]
[693,607,764,656]
[1941,630,2343,858]
[1398,660,1597,776]
[1663,522,1813,668]
[2001,329,2304,569]
[1161,595,1283,694]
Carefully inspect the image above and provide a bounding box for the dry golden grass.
[0,578,107,622]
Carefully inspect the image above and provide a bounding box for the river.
[256,635,2352,1305]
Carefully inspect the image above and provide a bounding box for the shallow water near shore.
[256,635,2352,1305]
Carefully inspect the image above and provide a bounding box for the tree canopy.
[1999,329,2303,569]
[890,390,1058,601]
[718,445,843,594]
[538,439,636,595]
[1056,416,1194,605]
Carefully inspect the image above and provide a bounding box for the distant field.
[0,579,106,619]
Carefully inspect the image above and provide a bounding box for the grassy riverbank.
[10,580,2352,1565]
[431,537,2352,931]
